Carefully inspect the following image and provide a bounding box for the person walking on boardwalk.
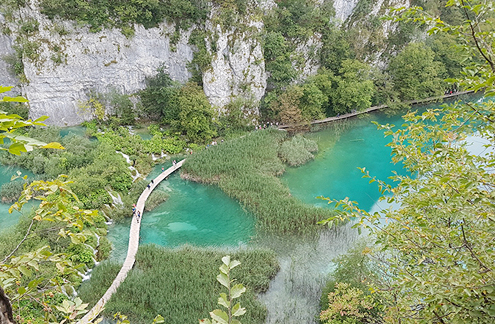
[137,211,141,223]
[173,160,177,168]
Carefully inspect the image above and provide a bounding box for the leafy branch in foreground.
[319,1,495,322]
[0,176,104,323]
[0,86,64,155]
[201,256,246,324]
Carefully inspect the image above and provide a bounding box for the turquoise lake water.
[0,95,486,323]
[107,163,255,261]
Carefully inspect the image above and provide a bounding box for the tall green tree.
[388,42,445,100]
[139,67,181,122]
[172,82,216,143]
[322,1,495,322]
[328,59,375,115]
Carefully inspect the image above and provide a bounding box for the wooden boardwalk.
[278,91,474,130]
[78,159,185,324]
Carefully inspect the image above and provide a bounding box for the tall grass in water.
[182,128,336,235]
[81,245,279,324]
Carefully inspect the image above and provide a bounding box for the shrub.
[278,134,318,166]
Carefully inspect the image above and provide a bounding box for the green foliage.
[322,2,495,322]
[81,245,279,324]
[218,98,256,136]
[319,28,354,74]
[201,256,247,324]
[387,42,446,101]
[77,262,121,308]
[427,33,466,80]
[188,30,212,85]
[40,0,209,34]
[268,87,305,126]
[327,59,375,115]
[262,0,333,89]
[278,134,318,166]
[172,82,217,143]
[20,19,39,35]
[144,189,168,211]
[139,67,180,121]
[299,82,327,121]
[320,283,378,324]
[0,177,105,323]
[0,86,64,155]
[0,177,29,203]
[263,31,298,87]
[182,128,336,234]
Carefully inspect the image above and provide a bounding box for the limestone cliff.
[0,0,410,126]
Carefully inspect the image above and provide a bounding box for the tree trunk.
[0,285,14,324]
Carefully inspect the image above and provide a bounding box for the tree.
[269,86,305,127]
[328,59,375,115]
[139,67,181,122]
[1,177,103,323]
[388,42,445,100]
[321,1,495,322]
[172,82,217,143]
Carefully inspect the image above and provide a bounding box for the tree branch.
[460,0,495,73]
[2,219,34,264]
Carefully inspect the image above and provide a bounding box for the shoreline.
[278,90,474,130]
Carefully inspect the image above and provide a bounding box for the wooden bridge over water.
[78,159,185,324]
[77,90,474,323]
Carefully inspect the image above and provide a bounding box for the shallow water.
[282,112,407,211]
[0,166,36,233]
[108,165,255,262]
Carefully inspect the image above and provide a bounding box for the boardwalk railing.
[78,159,185,324]
[278,91,474,130]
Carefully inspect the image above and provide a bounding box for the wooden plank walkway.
[78,159,186,324]
[278,91,474,130]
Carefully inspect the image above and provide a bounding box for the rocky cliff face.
[0,15,19,91]
[0,0,408,125]
[2,2,194,126]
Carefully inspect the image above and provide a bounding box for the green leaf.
[2,96,28,102]
[42,142,65,149]
[18,266,32,277]
[152,315,165,324]
[232,303,246,317]
[18,286,26,295]
[0,86,14,94]
[229,259,241,269]
[8,142,27,155]
[210,310,228,324]
[218,293,229,308]
[230,284,246,299]
[221,255,231,267]
[217,273,229,288]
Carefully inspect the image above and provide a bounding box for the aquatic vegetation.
[278,134,318,166]
[182,128,336,234]
[79,245,279,324]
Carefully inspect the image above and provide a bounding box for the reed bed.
[81,245,278,324]
[182,128,336,235]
